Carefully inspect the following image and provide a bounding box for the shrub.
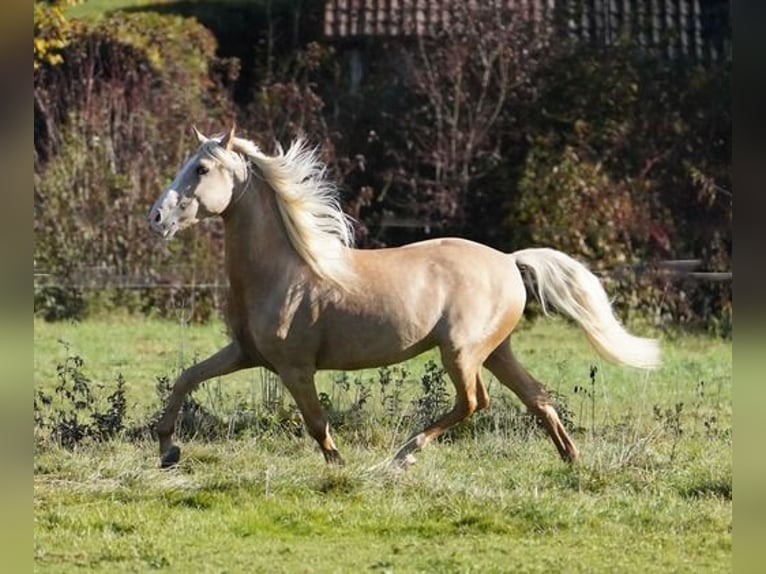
[34,1,71,71]
[509,47,731,333]
[34,346,127,449]
[34,11,236,321]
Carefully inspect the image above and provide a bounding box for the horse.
[148,126,660,469]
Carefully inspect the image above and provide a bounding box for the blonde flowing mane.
[203,136,357,290]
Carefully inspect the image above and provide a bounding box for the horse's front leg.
[156,342,251,468]
[279,367,344,464]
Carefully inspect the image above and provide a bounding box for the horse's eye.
[196,165,209,176]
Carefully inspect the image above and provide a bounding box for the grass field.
[65,0,172,19]
[34,314,731,572]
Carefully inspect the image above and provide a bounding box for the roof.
[323,0,518,38]
[322,0,731,63]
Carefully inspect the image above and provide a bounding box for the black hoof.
[160,445,181,469]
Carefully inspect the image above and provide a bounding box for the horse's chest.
[226,287,321,366]
[225,295,259,357]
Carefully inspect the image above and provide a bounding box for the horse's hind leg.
[484,339,579,463]
[394,349,487,466]
[156,342,251,468]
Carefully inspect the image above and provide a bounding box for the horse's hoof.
[392,453,417,469]
[323,449,345,466]
[160,445,181,469]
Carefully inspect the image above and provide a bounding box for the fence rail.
[34,260,731,292]
[33,267,228,291]
[323,0,731,63]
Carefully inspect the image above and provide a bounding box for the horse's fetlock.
[476,394,490,411]
[464,396,478,416]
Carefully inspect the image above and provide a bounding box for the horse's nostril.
[153,211,162,224]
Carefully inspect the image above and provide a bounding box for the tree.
[395,1,548,233]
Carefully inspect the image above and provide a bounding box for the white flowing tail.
[510,248,661,370]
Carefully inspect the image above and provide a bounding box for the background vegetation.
[34,0,731,334]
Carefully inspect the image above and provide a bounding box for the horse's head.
[148,126,245,239]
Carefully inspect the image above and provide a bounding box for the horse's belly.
[314,311,440,370]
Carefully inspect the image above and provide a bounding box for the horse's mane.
[202,136,357,290]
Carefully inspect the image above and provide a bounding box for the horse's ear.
[192,125,207,143]
[220,124,236,151]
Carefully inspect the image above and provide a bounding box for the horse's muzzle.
[147,205,177,239]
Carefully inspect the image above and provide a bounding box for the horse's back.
[351,237,523,298]
[355,236,509,269]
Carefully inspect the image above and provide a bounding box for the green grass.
[34,439,731,573]
[34,315,731,572]
[63,0,301,20]
[64,0,161,19]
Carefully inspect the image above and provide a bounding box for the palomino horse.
[148,126,660,468]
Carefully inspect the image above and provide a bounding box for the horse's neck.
[222,179,306,289]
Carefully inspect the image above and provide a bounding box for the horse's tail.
[509,247,660,370]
